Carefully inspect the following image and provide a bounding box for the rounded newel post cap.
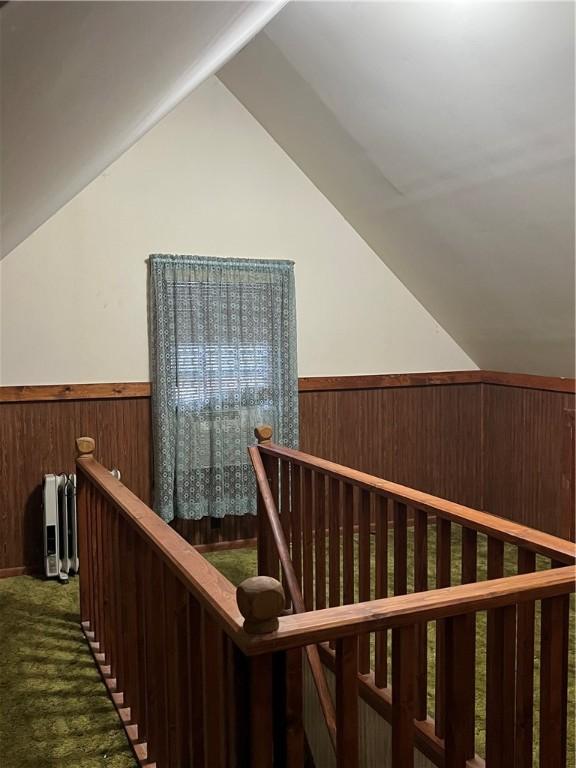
[76,436,95,457]
[254,424,273,445]
[237,576,285,634]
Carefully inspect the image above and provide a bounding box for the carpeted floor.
[0,539,572,768]
[0,575,136,768]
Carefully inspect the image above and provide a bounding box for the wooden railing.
[75,436,305,767]
[76,434,575,768]
[251,427,576,768]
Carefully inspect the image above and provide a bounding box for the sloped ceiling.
[0,0,286,257]
[220,1,575,376]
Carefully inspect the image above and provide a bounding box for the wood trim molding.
[0,382,151,403]
[298,371,483,392]
[481,370,576,394]
[0,370,573,403]
[299,370,576,394]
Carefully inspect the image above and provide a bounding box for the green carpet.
[0,576,136,768]
[0,539,572,768]
[205,534,575,766]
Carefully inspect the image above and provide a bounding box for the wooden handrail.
[76,450,245,642]
[76,441,575,657]
[249,444,337,749]
[258,443,576,564]
[244,566,575,654]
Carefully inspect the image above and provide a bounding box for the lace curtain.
[148,254,298,522]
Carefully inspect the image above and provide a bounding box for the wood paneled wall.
[0,371,573,575]
[299,384,483,508]
[0,397,151,575]
[483,384,575,538]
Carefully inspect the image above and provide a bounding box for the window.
[148,254,298,522]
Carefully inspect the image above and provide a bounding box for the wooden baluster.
[516,548,536,767]
[84,481,94,629]
[343,483,355,605]
[435,517,451,739]
[459,526,477,758]
[486,604,516,768]
[95,490,105,654]
[336,636,359,768]
[108,503,120,686]
[228,640,250,767]
[539,594,570,768]
[202,608,227,768]
[413,507,428,720]
[250,654,275,768]
[328,478,341,611]
[133,532,149,744]
[119,519,141,732]
[110,503,124,694]
[88,482,98,638]
[265,453,280,581]
[485,534,506,764]
[285,649,305,767]
[487,537,504,580]
[358,489,371,674]
[188,593,205,766]
[392,624,415,768]
[302,468,314,610]
[281,461,291,607]
[143,552,169,765]
[290,464,302,589]
[445,613,472,767]
[255,426,277,580]
[108,505,120,680]
[315,473,327,611]
[393,501,408,596]
[374,495,389,688]
[75,436,95,625]
[99,497,109,663]
[163,568,178,768]
[237,576,286,767]
[84,480,95,632]
[164,569,191,768]
[75,459,90,624]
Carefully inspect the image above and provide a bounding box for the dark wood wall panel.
[482,384,575,538]
[0,398,152,573]
[1,373,573,574]
[299,384,483,509]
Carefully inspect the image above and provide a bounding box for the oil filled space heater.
[43,468,120,582]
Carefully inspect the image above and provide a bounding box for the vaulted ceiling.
[0,0,286,257]
[220,1,575,376]
[2,1,573,376]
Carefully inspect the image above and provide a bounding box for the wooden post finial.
[254,424,273,445]
[236,576,285,634]
[76,436,95,457]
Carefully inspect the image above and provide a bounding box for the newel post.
[75,437,94,627]
[237,576,285,635]
[76,436,95,458]
[237,576,286,765]
[254,424,273,446]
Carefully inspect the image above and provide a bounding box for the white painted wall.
[222,2,575,377]
[0,77,475,385]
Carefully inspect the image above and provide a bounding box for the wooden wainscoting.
[0,394,152,575]
[299,383,483,508]
[483,384,576,538]
[0,371,574,575]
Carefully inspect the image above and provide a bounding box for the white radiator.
[43,473,76,582]
[43,468,120,582]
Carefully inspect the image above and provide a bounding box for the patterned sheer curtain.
[148,254,298,522]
